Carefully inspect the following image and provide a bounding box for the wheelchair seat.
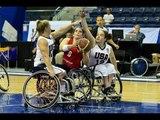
[31,66,46,73]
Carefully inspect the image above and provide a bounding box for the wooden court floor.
[4,75,160,104]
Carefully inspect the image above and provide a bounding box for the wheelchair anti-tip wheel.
[23,70,60,110]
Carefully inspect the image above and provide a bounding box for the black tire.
[68,69,92,102]
[23,70,60,110]
[0,64,9,92]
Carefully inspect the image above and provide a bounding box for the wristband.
[62,45,69,51]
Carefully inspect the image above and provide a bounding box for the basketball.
[78,38,90,51]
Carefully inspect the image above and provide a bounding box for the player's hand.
[80,11,86,18]
[49,70,56,78]
[73,39,79,47]
[115,44,120,49]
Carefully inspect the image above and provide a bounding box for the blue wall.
[0,7,26,41]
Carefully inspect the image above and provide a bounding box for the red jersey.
[63,38,83,69]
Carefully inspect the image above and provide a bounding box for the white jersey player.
[81,13,119,95]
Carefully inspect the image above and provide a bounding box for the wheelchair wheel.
[0,64,9,92]
[23,70,60,110]
[156,64,160,78]
[108,74,123,102]
[68,69,92,102]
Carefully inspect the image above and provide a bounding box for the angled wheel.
[68,69,92,102]
[23,70,60,110]
[0,64,9,92]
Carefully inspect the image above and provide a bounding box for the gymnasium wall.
[0,42,33,68]
[0,7,26,41]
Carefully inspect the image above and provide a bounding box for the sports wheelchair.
[72,65,123,102]
[22,66,91,110]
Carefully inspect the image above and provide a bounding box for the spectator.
[91,15,109,38]
[91,15,119,49]
[129,24,145,57]
[129,24,145,47]
[103,8,114,25]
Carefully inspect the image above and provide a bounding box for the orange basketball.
[78,38,90,50]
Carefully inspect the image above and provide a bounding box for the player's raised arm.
[80,11,96,48]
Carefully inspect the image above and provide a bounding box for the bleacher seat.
[136,17,144,24]
[86,17,96,24]
[125,17,137,24]
[148,17,160,24]
[132,7,145,17]
[113,17,125,24]
[135,17,148,24]
[101,8,106,15]
[89,8,102,17]
[142,17,149,24]
[111,7,123,17]
[143,7,155,17]
[121,7,133,17]
[154,7,160,17]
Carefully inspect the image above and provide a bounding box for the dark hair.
[96,15,103,20]
[106,33,112,40]
[106,8,112,11]
[103,30,109,39]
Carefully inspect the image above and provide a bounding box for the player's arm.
[80,11,96,48]
[51,20,81,39]
[109,47,119,75]
[107,39,119,49]
[82,51,90,66]
[38,38,55,77]
[59,38,78,52]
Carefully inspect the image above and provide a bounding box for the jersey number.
[96,59,105,65]
[67,51,72,57]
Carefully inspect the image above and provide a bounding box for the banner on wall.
[27,21,72,42]
[1,20,17,41]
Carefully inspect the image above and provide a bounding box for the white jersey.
[98,26,109,33]
[34,36,55,66]
[88,43,111,66]
[88,43,116,77]
[103,14,114,25]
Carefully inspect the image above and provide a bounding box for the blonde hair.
[31,20,50,41]
[36,20,50,36]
